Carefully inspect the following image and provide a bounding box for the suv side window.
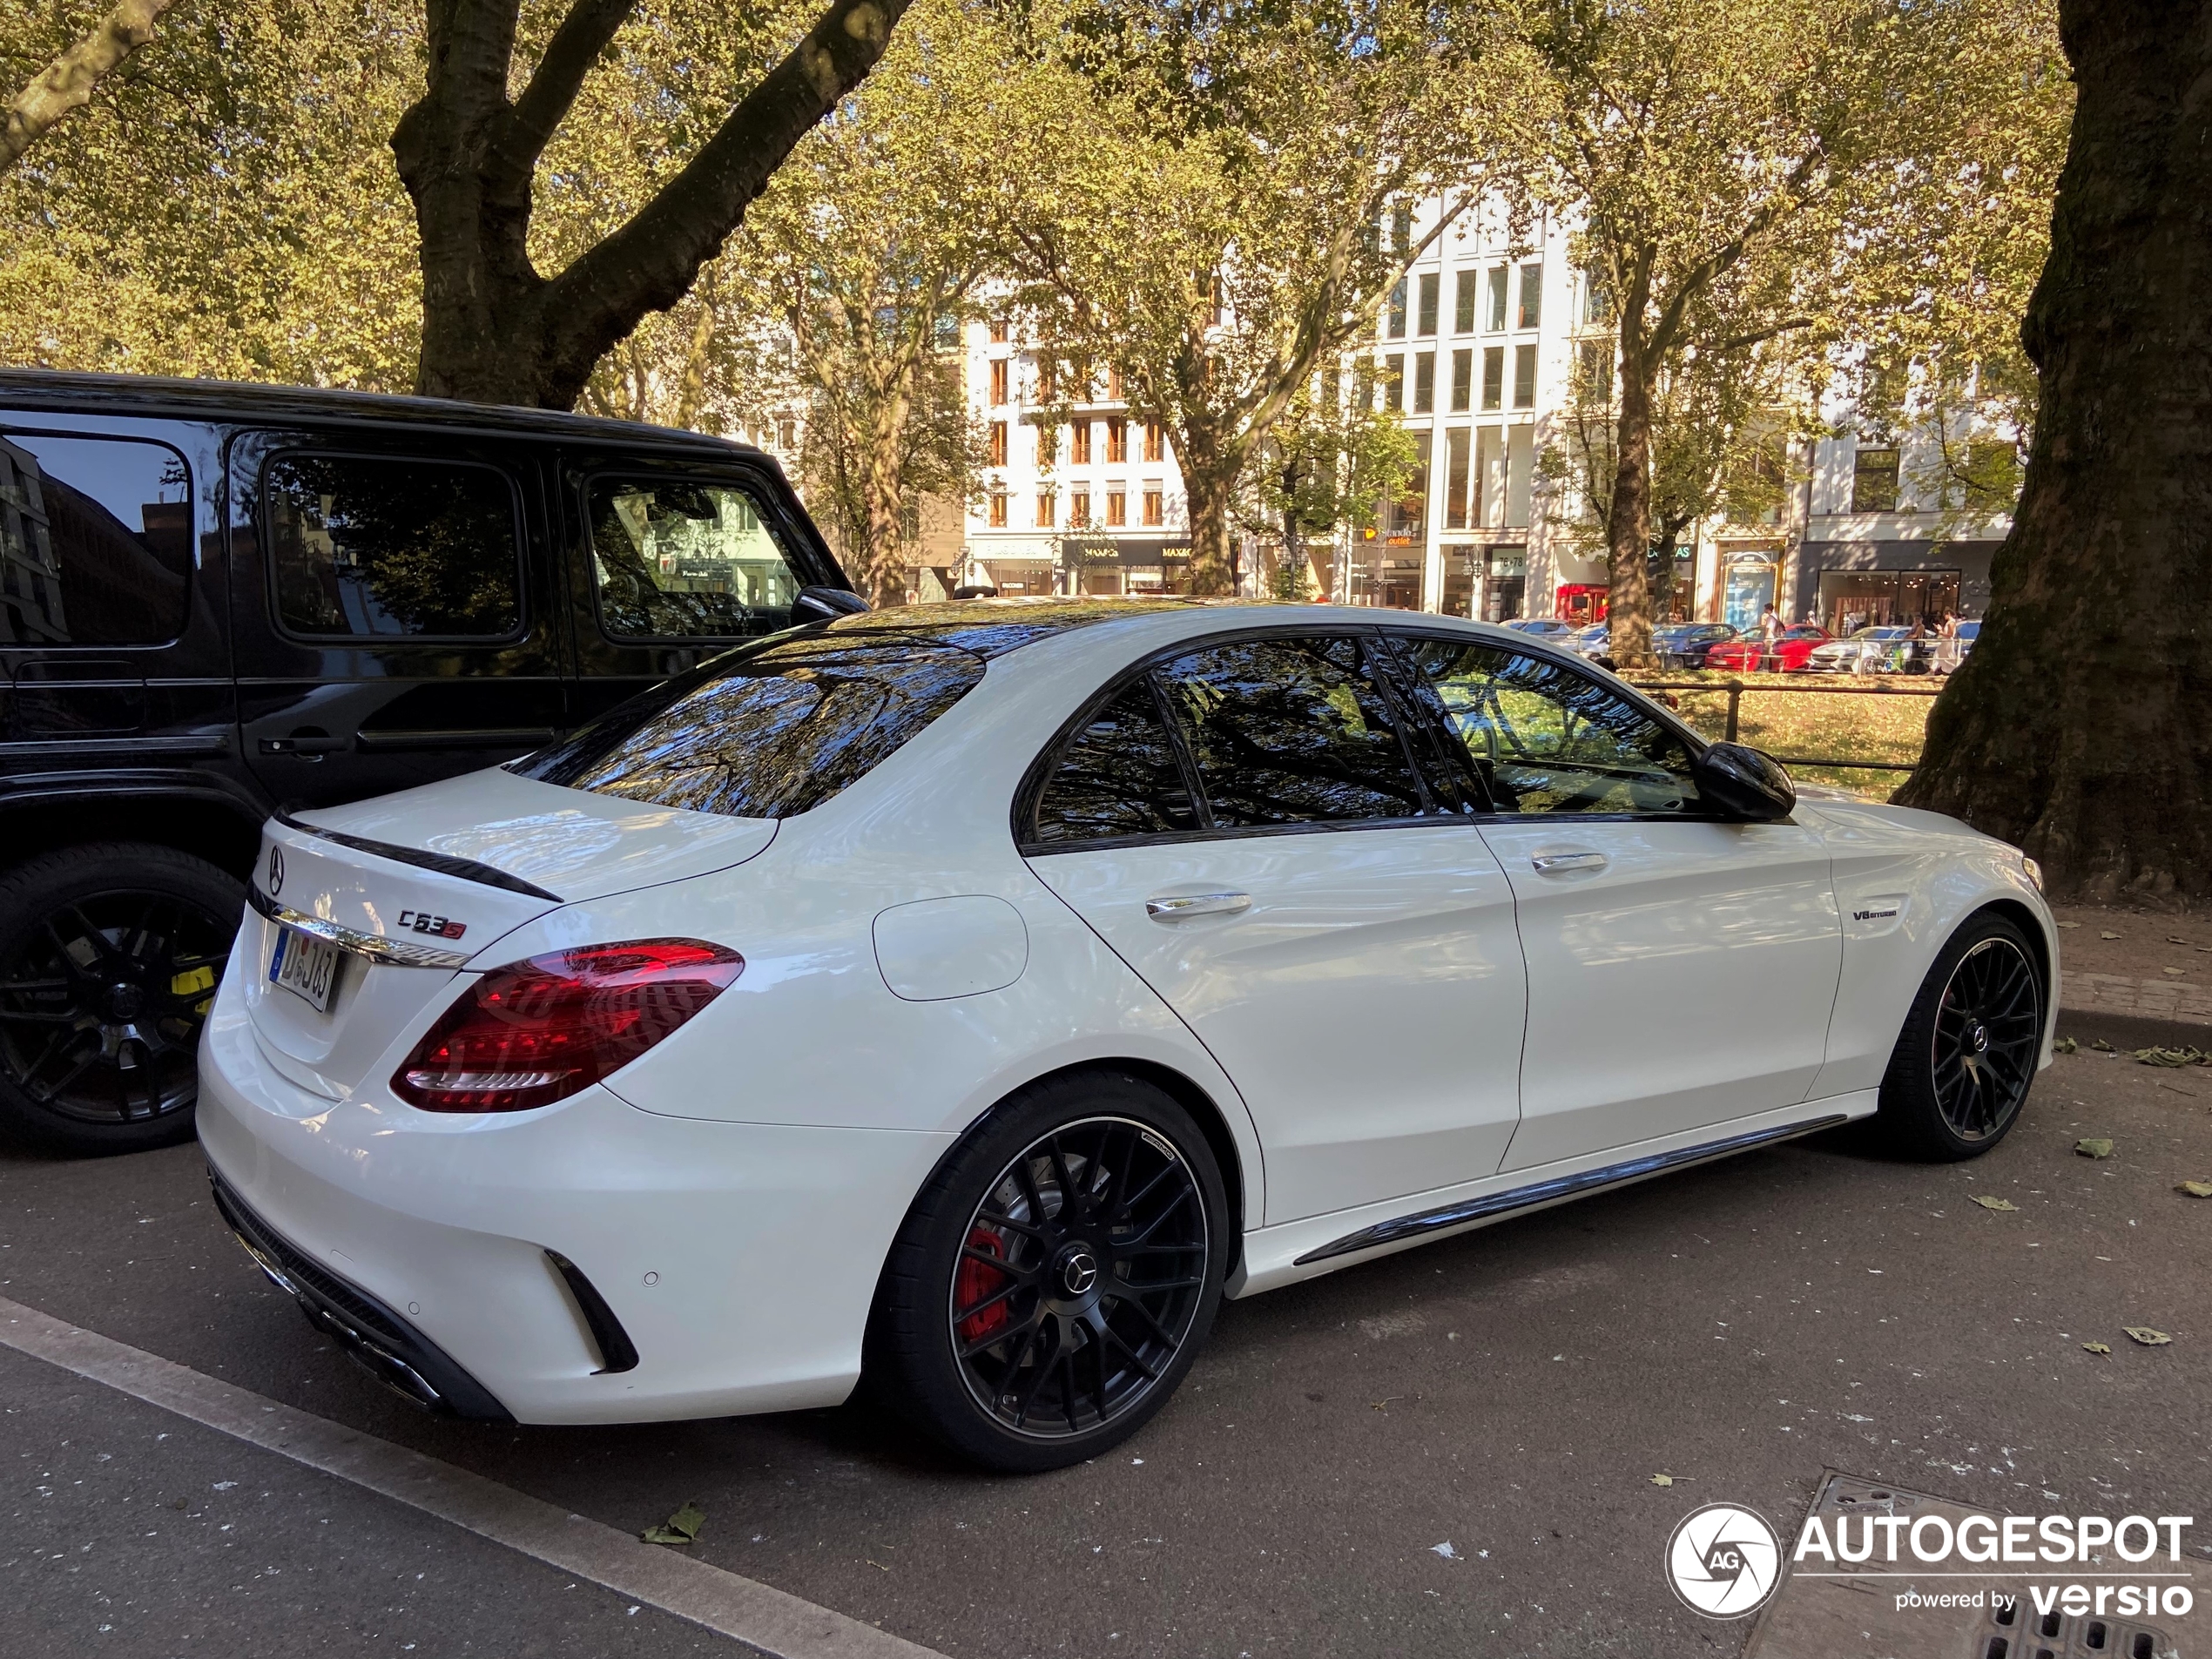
[1028,680,1201,845]
[585,476,802,640]
[0,432,192,645]
[1393,637,1701,815]
[1154,634,1428,829]
[264,453,522,638]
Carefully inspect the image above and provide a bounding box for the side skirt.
[1291,1112,1851,1268]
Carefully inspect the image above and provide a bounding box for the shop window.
[1445,428,1471,530]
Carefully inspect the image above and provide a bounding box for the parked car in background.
[200,600,2055,1468]
[1703,624,1832,673]
[1936,619,1981,674]
[1564,624,1610,663]
[1502,617,1576,642]
[1653,623,1738,670]
[1806,626,1932,675]
[0,371,862,1156]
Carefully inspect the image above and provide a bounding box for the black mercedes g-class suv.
[0,371,860,1155]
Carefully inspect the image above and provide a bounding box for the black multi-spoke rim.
[949,1116,1209,1440]
[1930,937,2041,1141]
[0,893,233,1125]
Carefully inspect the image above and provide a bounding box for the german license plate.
[268,926,341,1013]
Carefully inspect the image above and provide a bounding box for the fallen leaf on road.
[1432,1541,1460,1560]
[2055,921,2080,929]
[2092,1039,2116,1053]
[2054,1037,2079,1055]
[2074,1138,2114,1159]
[643,1501,705,1546]
[2101,931,2121,940]
[2135,1047,2208,1067]
[1650,1474,1674,1487]
[2081,1342,2111,1355]
[2176,1181,2212,1199]
[2163,968,2188,977]
[2168,936,2194,946]
[1972,1196,2019,1211]
[2123,1327,2172,1347]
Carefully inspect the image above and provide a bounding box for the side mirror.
[792,584,870,622]
[1694,741,1797,821]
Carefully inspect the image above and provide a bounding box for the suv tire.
[0,843,244,1156]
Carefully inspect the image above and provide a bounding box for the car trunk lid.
[240,766,775,1102]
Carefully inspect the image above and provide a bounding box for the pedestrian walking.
[1759,604,1782,671]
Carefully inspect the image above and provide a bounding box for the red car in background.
[1703,623,1832,672]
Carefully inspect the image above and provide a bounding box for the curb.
[2055,1007,2212,1056]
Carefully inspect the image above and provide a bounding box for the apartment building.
[953,317,1192,597]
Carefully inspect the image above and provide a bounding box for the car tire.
[0,843,244,1157]
[866,1069,1231,1472]
[1871,910,2045,1162]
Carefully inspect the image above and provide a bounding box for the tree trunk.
[856,382,913,608]
[1,0,178,172]
[394,0,907,411]
[1898,0,2212,899]
[1281,497,1304,601]
[1185,469,1236,597]
[1604,338,1656,664]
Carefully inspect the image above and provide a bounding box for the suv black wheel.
[0,844,244,1156]
[867,1070,1231,1472]
[1873,910,2045,1161]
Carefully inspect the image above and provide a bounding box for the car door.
[1021,629,1526,1225]
[228,428,566,808]
[559,455,842,731]
[1389,634,1841,1174]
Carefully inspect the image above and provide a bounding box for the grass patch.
[1630,671,1936,799]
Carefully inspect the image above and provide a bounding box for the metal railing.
[1628,677,1942,773]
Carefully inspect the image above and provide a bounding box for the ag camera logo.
[1667,1502,1782,1618]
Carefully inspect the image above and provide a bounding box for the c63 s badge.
[396,909,468,941]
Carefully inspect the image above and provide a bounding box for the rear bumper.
[197,993,955,1425]
[209,1170,513,1420]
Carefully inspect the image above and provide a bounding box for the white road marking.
[0,1294,943,1659]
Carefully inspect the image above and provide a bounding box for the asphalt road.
[4,1049,2208,1659]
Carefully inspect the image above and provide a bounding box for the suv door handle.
[1529,851,1608,875]
[260,733,347,756]
[1145,892,1251,921]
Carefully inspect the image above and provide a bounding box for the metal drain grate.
[1974,1597,2178,1657]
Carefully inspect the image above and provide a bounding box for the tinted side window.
[1395,639,1700,814]
[0,432,191,645]
[587,477,802,641]
[265,454,522,638]
[512,633,982,819]
[1157,635,1426,828]
[1030,680,1200,844]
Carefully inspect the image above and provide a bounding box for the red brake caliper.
[954,1225,1010,1345]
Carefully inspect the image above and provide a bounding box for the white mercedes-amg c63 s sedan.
[199,601,2055,1470]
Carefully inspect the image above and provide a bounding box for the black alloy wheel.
[0,845,243,1156]
[1930,936,2042,1142]
[867,1070,1230,1471]
[1875,909,2044,1161]
[950,1116,1210,1439]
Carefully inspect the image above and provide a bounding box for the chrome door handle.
[1145,892,1251,921]
[1529,851,1608,875]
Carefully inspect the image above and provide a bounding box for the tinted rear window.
[0,432,192,645]
[512,631,986,819]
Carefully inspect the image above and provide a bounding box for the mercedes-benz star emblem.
[1061,1250,1098,1297]
[1665,1502,1782,1619]
[266,846,285,897]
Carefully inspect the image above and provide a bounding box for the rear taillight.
[392,940,744,1114]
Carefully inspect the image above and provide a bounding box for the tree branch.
[498,0,634,178]
[538,0,913,399]
[0,0,179,172]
